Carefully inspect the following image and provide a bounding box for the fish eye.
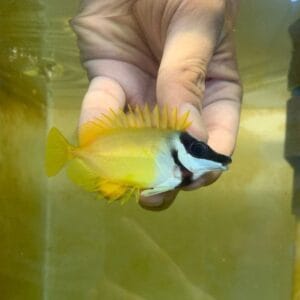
[179,132,209,158]
[179,132,232,165]
[189,141,208,157]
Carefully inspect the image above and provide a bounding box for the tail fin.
[45,127,74,177]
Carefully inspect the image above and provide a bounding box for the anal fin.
[66,159,139,204]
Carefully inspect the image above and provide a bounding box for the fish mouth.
[179,132,232,166]
[171,150,193,187]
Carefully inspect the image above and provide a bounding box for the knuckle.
[187,0,225,15]
[159,59,207,97]
[161,58,207,79]
[204,0,226,15]
[70,15,91,33]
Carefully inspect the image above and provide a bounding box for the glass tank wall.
[0,0,299,299]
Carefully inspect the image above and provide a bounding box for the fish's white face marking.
[171,135,227,181]
[145,136,182,195]
[141,177,182,197]
[143,133,228,196]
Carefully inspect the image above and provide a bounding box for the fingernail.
[139,195,164,208]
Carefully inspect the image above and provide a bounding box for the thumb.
[79,76,126,126]
[156,3,223,141]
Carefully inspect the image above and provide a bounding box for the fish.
[45,105,232,203]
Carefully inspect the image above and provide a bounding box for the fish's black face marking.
[171,150,193,187]
[179,132,232,165]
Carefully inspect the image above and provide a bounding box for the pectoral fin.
[97,180,130,202]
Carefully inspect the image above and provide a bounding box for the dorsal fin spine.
[152,105,159,128]
[135,106,143,128]
[161,106,168,129]
[143,104,151,127]
[172,107,178,129]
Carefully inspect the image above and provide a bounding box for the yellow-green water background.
[1,0,299,299]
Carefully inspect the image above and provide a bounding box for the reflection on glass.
[285,17,300,300]
[0,1,300,299]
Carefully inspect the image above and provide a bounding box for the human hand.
[71,0,242,210]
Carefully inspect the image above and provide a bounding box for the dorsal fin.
[79,105,191,146]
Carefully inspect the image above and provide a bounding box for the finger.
[181,33,241,191]
[79,76,126,126]
[139,190,178,211]
[203,90,241,155]
[202,35,242,155]
[183,81,241,190]
[156,2,224,141]
[182,171,221,191]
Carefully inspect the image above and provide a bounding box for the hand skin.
[71,0,242,211]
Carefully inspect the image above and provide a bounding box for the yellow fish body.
[45,106,231,203]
